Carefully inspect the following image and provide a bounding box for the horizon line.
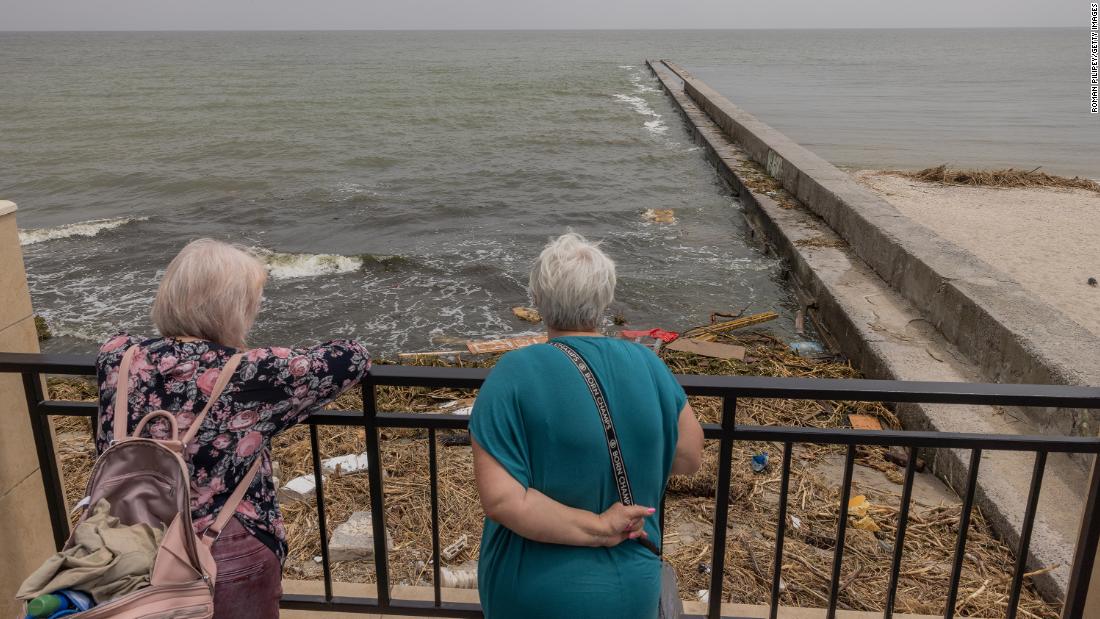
[0,25,1082,33]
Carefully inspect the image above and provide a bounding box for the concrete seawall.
[666,61,1100,440]
[645,59,1098,604]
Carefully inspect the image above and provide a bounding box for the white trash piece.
[329,511,393,562]
[451,406,473,417]
[440,560,478,589]
[322,452,370,476]
[278,474,319,503]
[441,534,468,562]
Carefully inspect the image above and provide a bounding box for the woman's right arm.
[670,402,703,476]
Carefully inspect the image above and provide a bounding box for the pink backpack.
[25,345,261,618]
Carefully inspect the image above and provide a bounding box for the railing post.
[362,377,391,608]
[0,200,61,619]
[1064,454,1100,618]
[707,397,736,619]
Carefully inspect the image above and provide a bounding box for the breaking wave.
[19,217,146,246]
[613,94,667,135]
[253,248,363,280]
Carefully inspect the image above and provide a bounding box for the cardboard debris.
[642,208,676,224]
[466,335,547,354]
[511,307,542,323]
[683,311,778,340]
[665,338,746,360]
[848,414,883,431]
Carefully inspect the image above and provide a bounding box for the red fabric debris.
[619,328,680,343]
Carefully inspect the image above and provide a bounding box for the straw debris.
[891,164,1100,193]
[47,335,1057,617]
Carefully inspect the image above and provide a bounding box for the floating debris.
[511,307,542,323]
[643,208,677,224]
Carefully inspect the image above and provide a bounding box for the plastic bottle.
[26,590,93,619]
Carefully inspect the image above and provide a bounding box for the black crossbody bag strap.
[550,341,661,556]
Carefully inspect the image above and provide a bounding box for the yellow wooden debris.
[683,311,779,339]
[511,306,542,323]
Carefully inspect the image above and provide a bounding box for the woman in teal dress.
[470,233,705,619]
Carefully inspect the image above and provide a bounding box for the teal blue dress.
[469,336,687,619]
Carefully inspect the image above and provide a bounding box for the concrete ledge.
[0,201,16,218]
[280,580,951,618]
[660,61,1100,439]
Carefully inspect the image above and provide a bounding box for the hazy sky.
[0,0,1083,31]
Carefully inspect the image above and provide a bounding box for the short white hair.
[529,232,616,331]
[151,239,268,349]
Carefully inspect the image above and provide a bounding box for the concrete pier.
[646,60,1098,605]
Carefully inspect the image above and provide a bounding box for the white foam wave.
[19,217,146,246]
[253,248,363,280]
[629,72,659,94]
[613,94,667,135]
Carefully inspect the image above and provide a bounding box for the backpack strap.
[181,352,244,447]
[113,345,141,442]
[200,455,263,546]
[114,346,244,445]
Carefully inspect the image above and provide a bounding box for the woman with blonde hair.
[95,238,370,618]
[471,232,704,618]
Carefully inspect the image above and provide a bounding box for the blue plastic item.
[751,452,769,473]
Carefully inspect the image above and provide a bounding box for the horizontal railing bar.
[729,425,1100,453]
[31,403,1100,452]
[280,593,738,619]
[0,353,99,375]
[5,352,1099,409]
[38,400,97,417]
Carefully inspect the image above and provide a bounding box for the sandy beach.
[853,170,1100,339]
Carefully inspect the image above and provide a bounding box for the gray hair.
[151,239,268,349]
[529,232,616,331]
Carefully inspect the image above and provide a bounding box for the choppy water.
[1,29,1088,354]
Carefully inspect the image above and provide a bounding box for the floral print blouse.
[96,333,371,561]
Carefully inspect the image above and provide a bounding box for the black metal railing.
[2,352,1100,619]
